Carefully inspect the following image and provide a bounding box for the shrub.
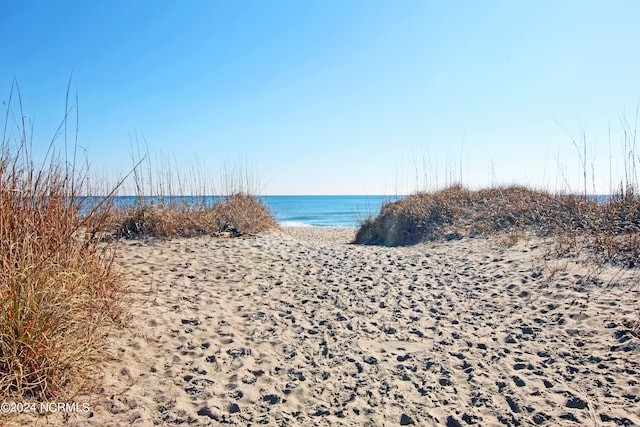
[114,193,277,239]
[354,184,630,261]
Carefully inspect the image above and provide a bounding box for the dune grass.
[114,193,277,238]
[111,152,277,239]
[355,184,640,266]
[0,103,125,400]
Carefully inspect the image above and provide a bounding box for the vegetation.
[114,193,277,238]
[355,184,640,266]
[111,151,277,238]
[0,87,125,401]
[2,80,636,406]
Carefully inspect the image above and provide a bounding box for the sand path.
[19,228,640,426]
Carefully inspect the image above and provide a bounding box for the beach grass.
[114,193,277,238]
[0,93,126,401]
[355,184,640,266]
[112,151,277,238]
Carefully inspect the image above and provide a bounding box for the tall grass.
[0,83,126,401]
[355,184,640,265]
[0,80,276,408]
[356,114,640,270]
[113,147,277,238]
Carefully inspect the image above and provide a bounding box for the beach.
[17,227,639,426]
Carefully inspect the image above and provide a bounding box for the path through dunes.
[23,228,640,426]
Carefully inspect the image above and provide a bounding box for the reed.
[113,149,277,238]
[0,82,126,401]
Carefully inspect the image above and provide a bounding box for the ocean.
[260,195,402,228]
[83,195,403,228]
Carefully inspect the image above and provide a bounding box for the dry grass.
[110,148,277,239]
[209,193,278,235]
[114,193,277,238]
[355,184,640,266]
[0,112,125,400]
[355,185,587,245]
[114,203,216,238]
[592,187,640,266]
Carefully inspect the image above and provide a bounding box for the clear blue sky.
[2,1,639,195]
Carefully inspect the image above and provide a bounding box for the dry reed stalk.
[112,147,276,239]
[1,81,126,402]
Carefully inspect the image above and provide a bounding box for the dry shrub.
[355,184,640,266]
[0,140,125,401]
[115,193,277,238]
[115,204,216,238]
[209,193,277,235]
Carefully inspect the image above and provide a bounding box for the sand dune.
[16,227,640,426]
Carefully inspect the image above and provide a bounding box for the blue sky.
[2,1,639,195]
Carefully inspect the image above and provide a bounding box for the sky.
[1,0,640,195]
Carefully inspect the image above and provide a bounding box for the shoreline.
[10,228,640,426]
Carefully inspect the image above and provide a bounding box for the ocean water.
[82,195,403,228]
[260,195,402,228]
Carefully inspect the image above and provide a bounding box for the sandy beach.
[17,227,640,426]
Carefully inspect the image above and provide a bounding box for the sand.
[10,227,640,426]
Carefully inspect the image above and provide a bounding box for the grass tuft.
[113,193,277,239]
[355,184,640,266]
[110,148,277,239]
[209,193,278,235]
[0,90,125,401]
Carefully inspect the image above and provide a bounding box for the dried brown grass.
[0,90,126,401]
[113,193,277,238]
[355,184,640,266]
[209,193,278,235]
[110,148,277,239]
[356,185,581,245]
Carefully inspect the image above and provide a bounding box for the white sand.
[13,227,640,426]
